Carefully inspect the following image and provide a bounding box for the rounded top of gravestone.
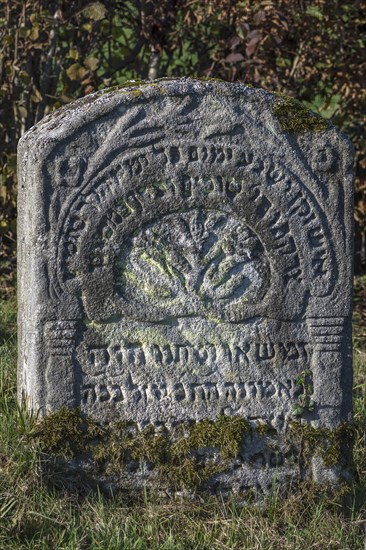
[18,78,352,155]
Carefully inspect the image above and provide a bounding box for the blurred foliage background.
[1,0,365,297]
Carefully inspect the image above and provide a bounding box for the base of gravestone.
[33,407,353,501]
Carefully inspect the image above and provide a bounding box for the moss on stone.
[292,370,316,417]
[93,423,170,475]
[171,415,249,460]
[97,77,245,100]
[96,80,159,97]
[101,80,145,92]
[160,457,201,489]
[272,93,329,134]
[286,421,354,468]
[33,410,249,489]
[33,407,102,458]
[33,409,353,492]
[256,421,275,436]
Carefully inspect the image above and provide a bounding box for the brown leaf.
[247,30,262,42]
[84,2,107,21]
[246,41,259,57]
[66,63,88,81]
[84,57,99,71]
[228,36,242,50]
[253,10,266,24]
[224,52,245,63]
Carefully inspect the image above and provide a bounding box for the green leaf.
[19,71,31,85]
[17,105,28,118]
[29,25,39,41]
[18,27,28,38]
[31,87,42,103]
[306,6,323,20]
[292,405,304,417]
[3,34,14,46]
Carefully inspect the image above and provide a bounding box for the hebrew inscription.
[18,79,354,493]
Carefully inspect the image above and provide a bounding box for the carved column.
[308,317,352,427]
[44,321,80,411]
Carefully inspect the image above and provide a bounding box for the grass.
[1,285,366,549]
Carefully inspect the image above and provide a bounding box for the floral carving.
[115,209,270,320]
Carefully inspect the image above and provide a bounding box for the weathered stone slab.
[18,79,354,495]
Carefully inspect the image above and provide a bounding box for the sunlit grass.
[1,287,366,548]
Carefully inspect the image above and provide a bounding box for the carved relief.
[115,209,270,320]
[48,139,337,325]
[81,375,303,407]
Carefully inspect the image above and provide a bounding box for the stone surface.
[18,78,354,495]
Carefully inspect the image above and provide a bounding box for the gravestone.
[18,79,354,495]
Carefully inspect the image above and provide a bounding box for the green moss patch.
[33,409,353,491]
[94,415,250,489]
[171,415,249,460]
[292,370,316,417]
[287,421,354,468]
[273,94,329,134]
[34,410,249,490]
[33,407,102,458]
